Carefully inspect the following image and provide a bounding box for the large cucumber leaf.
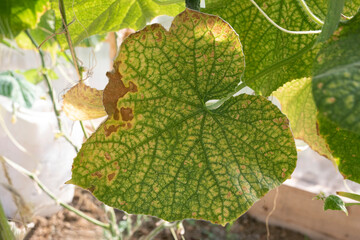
[69,9,297,224]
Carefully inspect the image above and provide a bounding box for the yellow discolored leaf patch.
[62,82,107,120]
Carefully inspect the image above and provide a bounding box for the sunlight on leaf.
[51,0,185,48]
[69,9,297,225]
[62,82,106,120]
[0,0,48,39]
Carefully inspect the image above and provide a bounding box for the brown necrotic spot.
[107,172,116,181]
[113,161,120,169]
[120,107,134,121]
[87,185,96,193]
[104,124,121,137]
[91,171,103,178]
[104,62,138,117]
[105,152,111,161]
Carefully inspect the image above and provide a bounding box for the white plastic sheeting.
[0,96,83,219]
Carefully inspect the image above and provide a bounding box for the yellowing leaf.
[62,82,106,120]
[69,9,296,225]
[274,78,333,160]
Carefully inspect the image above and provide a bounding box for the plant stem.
[298,0,324,25]
[58,0,82,81]
[170,227,178,240]
[1,156,110,230]
[186,0,200,11]
[105,205,120,238]
[25,30,79,152]
[80,120,89,139]
[337,191,360,202]
[143,221,179,240]
[249,0,321,34]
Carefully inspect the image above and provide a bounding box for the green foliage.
[323,195,348,215]
[0,71,41,108]
[69,9,296,225]
[203,0,321,96]
[313,12,360,136]
[14,9,58,55]
[317,114,360,183]
[18,68,58,85]
[51,0,185,48]
[0,200,14,240]
[1,0,360,227]
[0,0,48,39]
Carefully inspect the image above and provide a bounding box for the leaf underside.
[62,82,107,121]
[69,9,297,224]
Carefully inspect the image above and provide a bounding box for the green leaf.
[69,10,297,225]
[15,10,58,55]
[274,78,333,160]
[0,71,41,108]
[0,0,48,39]
[317,114,360,183]
[316,0,345,43]
[312,13,360,136]
[323,195,348,215]
[18,68,58,84]
[51,0,185,48]
[203,0,321,96]
[0,199,14,240]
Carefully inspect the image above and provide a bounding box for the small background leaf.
[14,10,58,56]
[70,9,297,225]
[0,71,41,108]
[17,68,58,85]
[51,0,185,48]
[323,195,348,215]
[62,82,106,120]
